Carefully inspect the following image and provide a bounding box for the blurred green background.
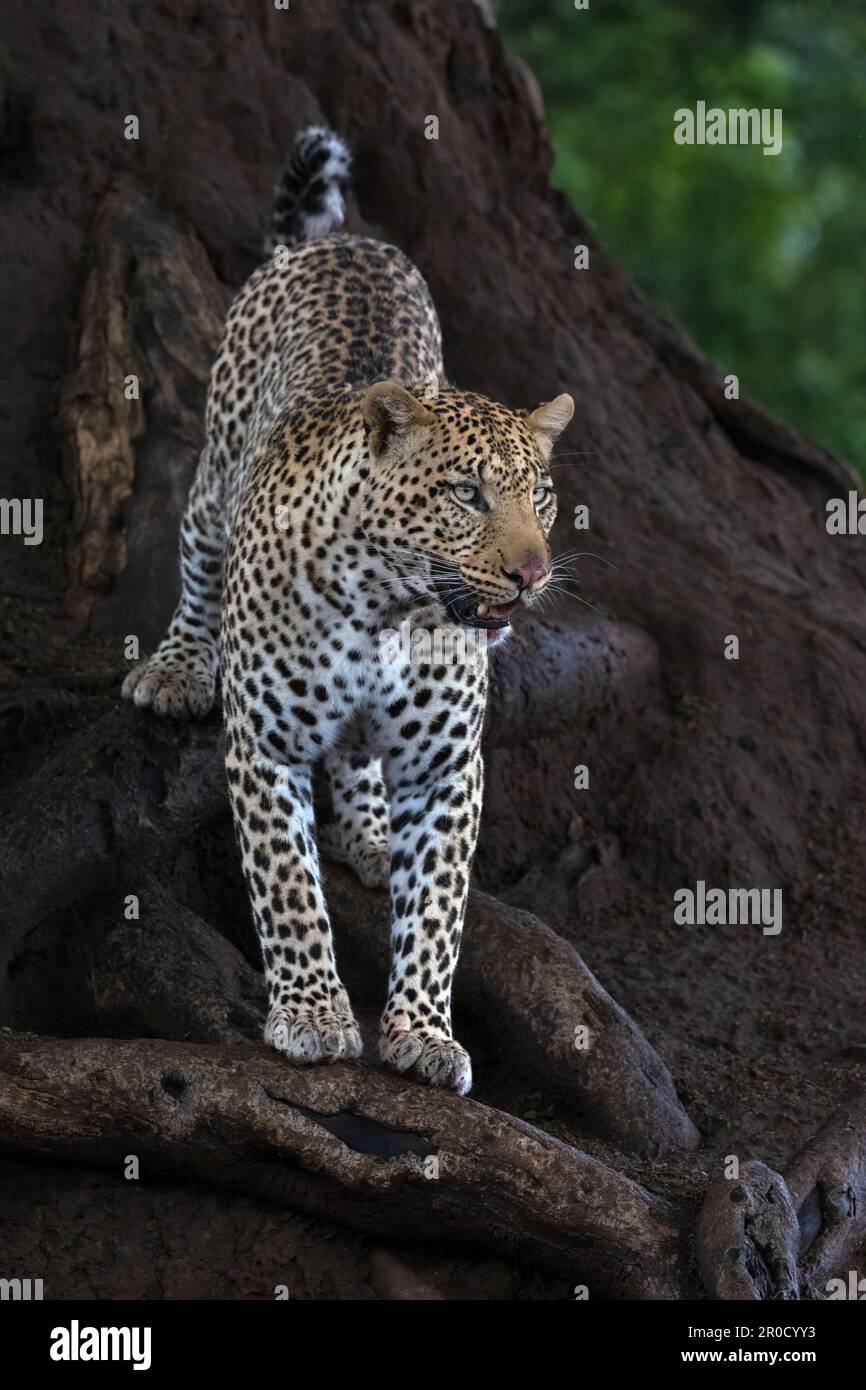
[501,0,865,474]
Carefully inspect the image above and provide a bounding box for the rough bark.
[696,1094,866,1300]
[786,1092,866,1298]
[0,1033,688,1300]
[696,1160,801,1301]
[61,183,229,639]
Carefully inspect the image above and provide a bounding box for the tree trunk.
[1,0,864,1299]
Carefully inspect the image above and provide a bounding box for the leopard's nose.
[502,554,547,591]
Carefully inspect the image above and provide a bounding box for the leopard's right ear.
[362,381,434,459]
[528,393,574,459]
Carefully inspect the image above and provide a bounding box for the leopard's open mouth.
[434,581,518,631]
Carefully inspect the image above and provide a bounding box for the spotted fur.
[123,127,573,1094]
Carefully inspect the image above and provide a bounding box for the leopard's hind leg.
[122,444,225,719]
[318,751,391,889]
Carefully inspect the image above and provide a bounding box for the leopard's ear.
[529,393,574,459]
[362,381,434,458]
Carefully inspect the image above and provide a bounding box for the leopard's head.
[359,380,573,636]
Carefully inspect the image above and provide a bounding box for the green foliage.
[501,0,865,472]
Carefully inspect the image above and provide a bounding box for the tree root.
[0,701,226,981]
[696,1092,866,1299]
[786,1090,866,1298]
[696,1160,801,1300]
[326,867,699,1155]
[82,878,266,1045]
[0,1032,689,1299]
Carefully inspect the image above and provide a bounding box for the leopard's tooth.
[476,603,488,618]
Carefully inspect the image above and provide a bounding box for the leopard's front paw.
[265,1001,362,1064]
[122,655,215,720]
[379,1020,472,1096]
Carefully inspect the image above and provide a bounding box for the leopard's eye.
[452,483,478,504]
[532,484,552,506]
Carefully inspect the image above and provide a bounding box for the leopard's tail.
[264,125,351,254]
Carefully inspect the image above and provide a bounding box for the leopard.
[122,126,573,1095]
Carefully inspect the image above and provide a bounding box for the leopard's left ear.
[362,381,434,459]
[529,393,574,459]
